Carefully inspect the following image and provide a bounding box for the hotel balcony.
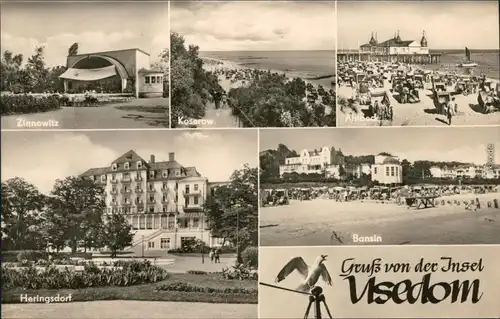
[121,201,132,207]
[121,178,132,184]
[161,187,170,193]
[110,189,118,195]
[135,188,144,194]
[121,189,132,195]
[184,204,203,212]
[110,201,119,207]
[147,188,156,194]
[183,189,202,196]
[135,176,143,182]
[110,179,119,184]
[148,199,156,204]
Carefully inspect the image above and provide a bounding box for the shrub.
[16,251,49,263]
[221,264,258,281]
[0,94,62,115]
[1,261,168,290]
[241,246,258,268]
[155,281,257,295]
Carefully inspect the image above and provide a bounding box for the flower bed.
[0,93,134,115]
[1,260,167,289]
[155,281,257,295]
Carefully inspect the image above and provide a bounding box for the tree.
[25,46,49,92]
[1,50,24,91]
[205,165,258,257]
[103,213,133,258]
[68,43,79,56]
[1,178,47,250]
[47,176,106,253]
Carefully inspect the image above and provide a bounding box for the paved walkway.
[2,98,169,129]
[2,301,257,319]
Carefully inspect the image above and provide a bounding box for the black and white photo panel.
[336,0,500,127]
[259,127,500,246]
[170,1,336,128]
[1,1,169,129]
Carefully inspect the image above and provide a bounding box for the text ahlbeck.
[339,257,484,305]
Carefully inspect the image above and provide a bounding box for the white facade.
[279,147,344,178]
[371,154,403,184]
[430,165,500,179]
[83,150,223,250]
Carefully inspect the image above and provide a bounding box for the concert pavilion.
[59,48,164,98]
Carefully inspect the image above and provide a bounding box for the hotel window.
[163,195,167,202]
[149,183,155,191]
[145,76,150,84]
[159,76,163,83]
[185,197,189,207]
[168,215,175,229]
[194,184,199,191]
[391,167,395,177]
[185,185,190,194]
[139,216,145,229]
[163,183,168,189]
[154,215,160,229]
[175,170,180,176]
[386,167,390,176]
[112,187,117,193]
[112,173,116,181]
[112,164,117,171]
[162,171,168,178]
[124,162,130,169]
[374,168,378,174]
[146,215,153,229]
[112,197,117,203]
[137,161,142,169]
[149,206,154,213]
[151,76,156,84]
[124,186,130,193]
[123,172,130,181]
[124,207,131,214]
[149,196,155,203]
[192,218,199,228]
[194,196,199,205]
[132,216,138,229]
[147,241,154,249]
[149,171,155,178]
[160,238,170,249]
[136,172,141,179]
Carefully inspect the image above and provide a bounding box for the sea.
[200,50,336,88]
[428,49,499,80]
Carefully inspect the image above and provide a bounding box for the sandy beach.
[337,63,500,126]
[260,192,500,246]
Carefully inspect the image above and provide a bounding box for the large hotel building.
[81,150,224,251]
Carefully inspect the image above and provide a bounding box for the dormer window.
[124,162,130,169]
[112,197,116,203]
[149,171,155,178]
[90,176,95,181]
[162,171,168,178]
[112,164,117,171]
[112,173,116,181]
[101,175,106,182]
[175,170,180,176]
[137,161,142,169]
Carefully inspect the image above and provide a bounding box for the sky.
[1,130,257,194]
[171,1,335,51]
[337,1,499,50]
[259,246,499,318]
[0,2,169,67]
[260,127,500,165]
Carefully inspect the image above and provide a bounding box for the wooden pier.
[337,51,441,64]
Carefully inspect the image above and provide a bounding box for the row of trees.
[260,144,496,186]
[170,32,219,127]
[1,165,258,257]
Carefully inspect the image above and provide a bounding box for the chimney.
[150,155,155,164]
[169,152,175,161]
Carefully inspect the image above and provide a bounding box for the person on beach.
[453,97,458,115]
[214,249,220,263]
[446,98,454,125]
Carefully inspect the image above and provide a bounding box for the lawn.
[2,273,257,304]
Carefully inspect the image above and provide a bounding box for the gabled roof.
[112,150,145,164]
[81,167,108,176]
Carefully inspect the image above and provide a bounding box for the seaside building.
[81,150,223,251]
[59,48,164,98]
[430,164,500,179]
[337,31,441,64]
[371,154,403,185]
[279,147,345,178]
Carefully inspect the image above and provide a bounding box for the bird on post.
[275,255,332,292]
